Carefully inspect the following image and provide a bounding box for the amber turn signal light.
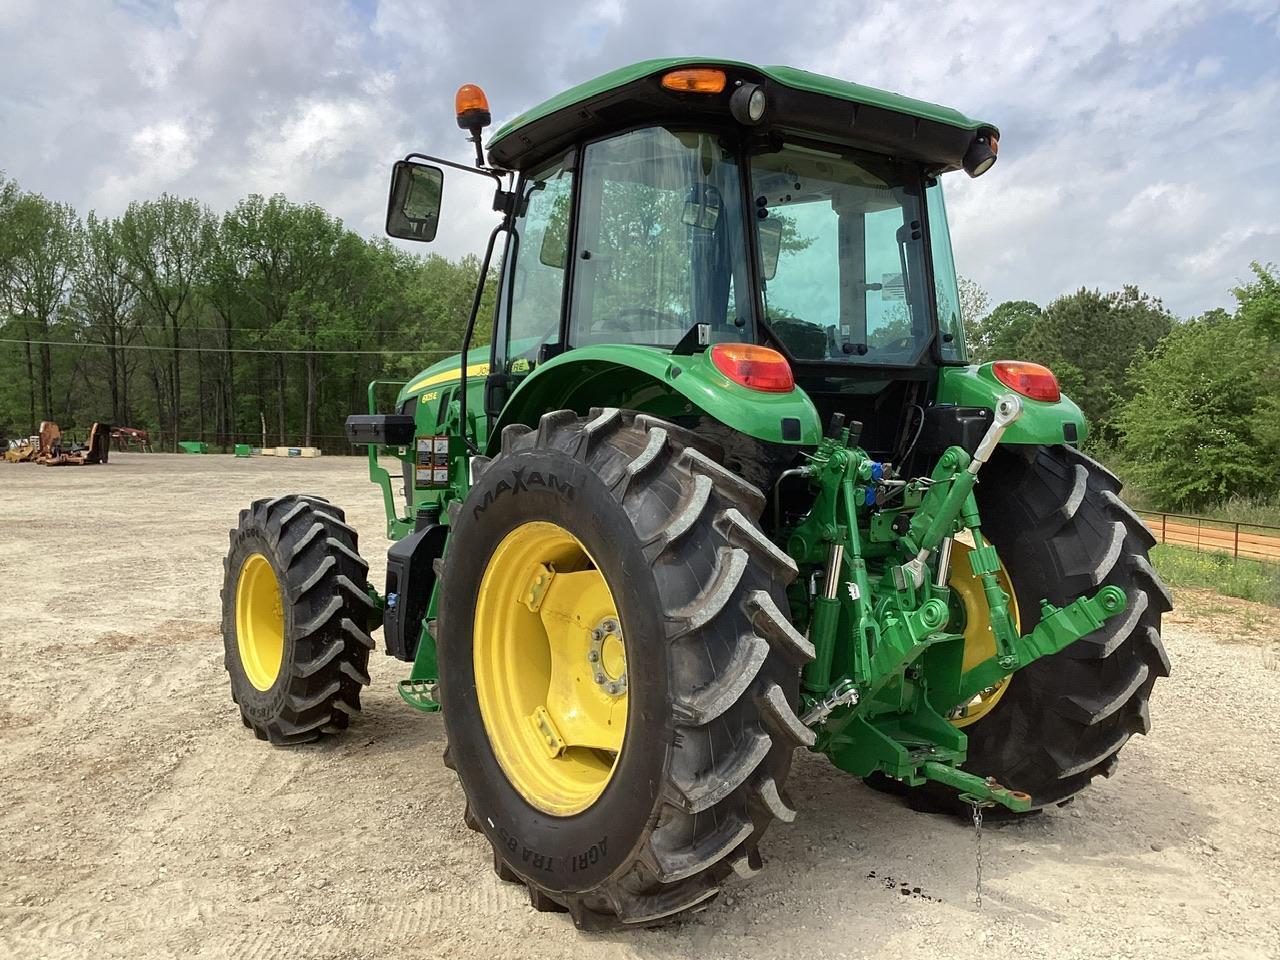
[661,68,727,94]
[711,343,795,393]
[992,360,1060,402]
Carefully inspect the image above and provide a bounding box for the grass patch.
[1114,485,1280,528]
[1186,493,1280,528]
[1151,544,1280,607]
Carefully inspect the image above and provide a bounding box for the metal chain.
[971,800,985,909]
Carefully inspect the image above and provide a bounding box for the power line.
[3,314,451,344]
[0,337,459,357]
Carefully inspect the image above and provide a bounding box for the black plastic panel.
[383,523,448,662]
[344,414,416,446]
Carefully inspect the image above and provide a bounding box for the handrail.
[366,379,410,537]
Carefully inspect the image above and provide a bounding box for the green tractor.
[219,59,1170,928]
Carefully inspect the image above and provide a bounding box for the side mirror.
[757,216,783,281]
[386,161,444,242]
[533,182,572,269]
[538,215,569,269]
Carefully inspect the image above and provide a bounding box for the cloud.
[1,0,1277,318]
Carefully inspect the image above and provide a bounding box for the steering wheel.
[868,336,918,358]
[769,316,828,361]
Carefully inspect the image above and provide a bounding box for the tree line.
[962,264,1280,510]
[3,170,1276,512]
[0,174,492,452]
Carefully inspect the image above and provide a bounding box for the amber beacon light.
[455,84,491,129]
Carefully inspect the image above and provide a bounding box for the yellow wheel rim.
[474,521,628,817]
[947,540,1021,728]
[235,553,286,691]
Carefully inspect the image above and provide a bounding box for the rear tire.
[221,495,375,745]
[437,410,813,928]
[882,444,1171,813]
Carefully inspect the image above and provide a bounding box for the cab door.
[488,152,575,415]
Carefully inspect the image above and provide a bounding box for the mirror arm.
[404,152,507,187]
[456,221,510,454]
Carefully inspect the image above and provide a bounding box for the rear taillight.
[992,361,1061,402]
[710,343,795,393]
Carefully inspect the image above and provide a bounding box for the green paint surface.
[937,364,1089,445]
[489,58,995,152]
[489,343,822,449]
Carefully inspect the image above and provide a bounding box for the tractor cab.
[382,60,1020,466]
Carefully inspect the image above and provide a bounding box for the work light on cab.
[963,132,999,177]
[992,360,1060,402]
[710,343,795,392]
[730,82,768,124]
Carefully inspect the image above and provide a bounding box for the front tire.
[221,495,375,744]
[437,410,814,928]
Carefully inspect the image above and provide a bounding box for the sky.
[1,0,1277,319]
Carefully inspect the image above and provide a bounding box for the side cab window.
[925,179,966,361]
[498,154,574,374]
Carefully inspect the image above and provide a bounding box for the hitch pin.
[801,678,860,727]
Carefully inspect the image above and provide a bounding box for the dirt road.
[1141,513,1280,563]
[2,454,1278,960]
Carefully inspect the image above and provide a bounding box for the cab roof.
[486,57,998,174]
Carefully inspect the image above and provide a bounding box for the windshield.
[568,127,752,349]
[750,144,936,365]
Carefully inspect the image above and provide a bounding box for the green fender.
[488,344,823,452]
[936,364,1088,446]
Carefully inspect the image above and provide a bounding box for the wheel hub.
[473,521,629,816]
[588,618,627,697]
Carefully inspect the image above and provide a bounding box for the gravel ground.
[1,453,1278,960]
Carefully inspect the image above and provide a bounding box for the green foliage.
[966,298,1040,364]
[1184,493,1280,529]
[72,212,140,426]
[0,178,492,450]
[1151,544,1280,607]
[1117,274,1279,508]
[1031,287,1172,432]
[957,268,1278,526]
[1235,261,1280,343]
[0,190,80,431]
[957,276,990,352]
